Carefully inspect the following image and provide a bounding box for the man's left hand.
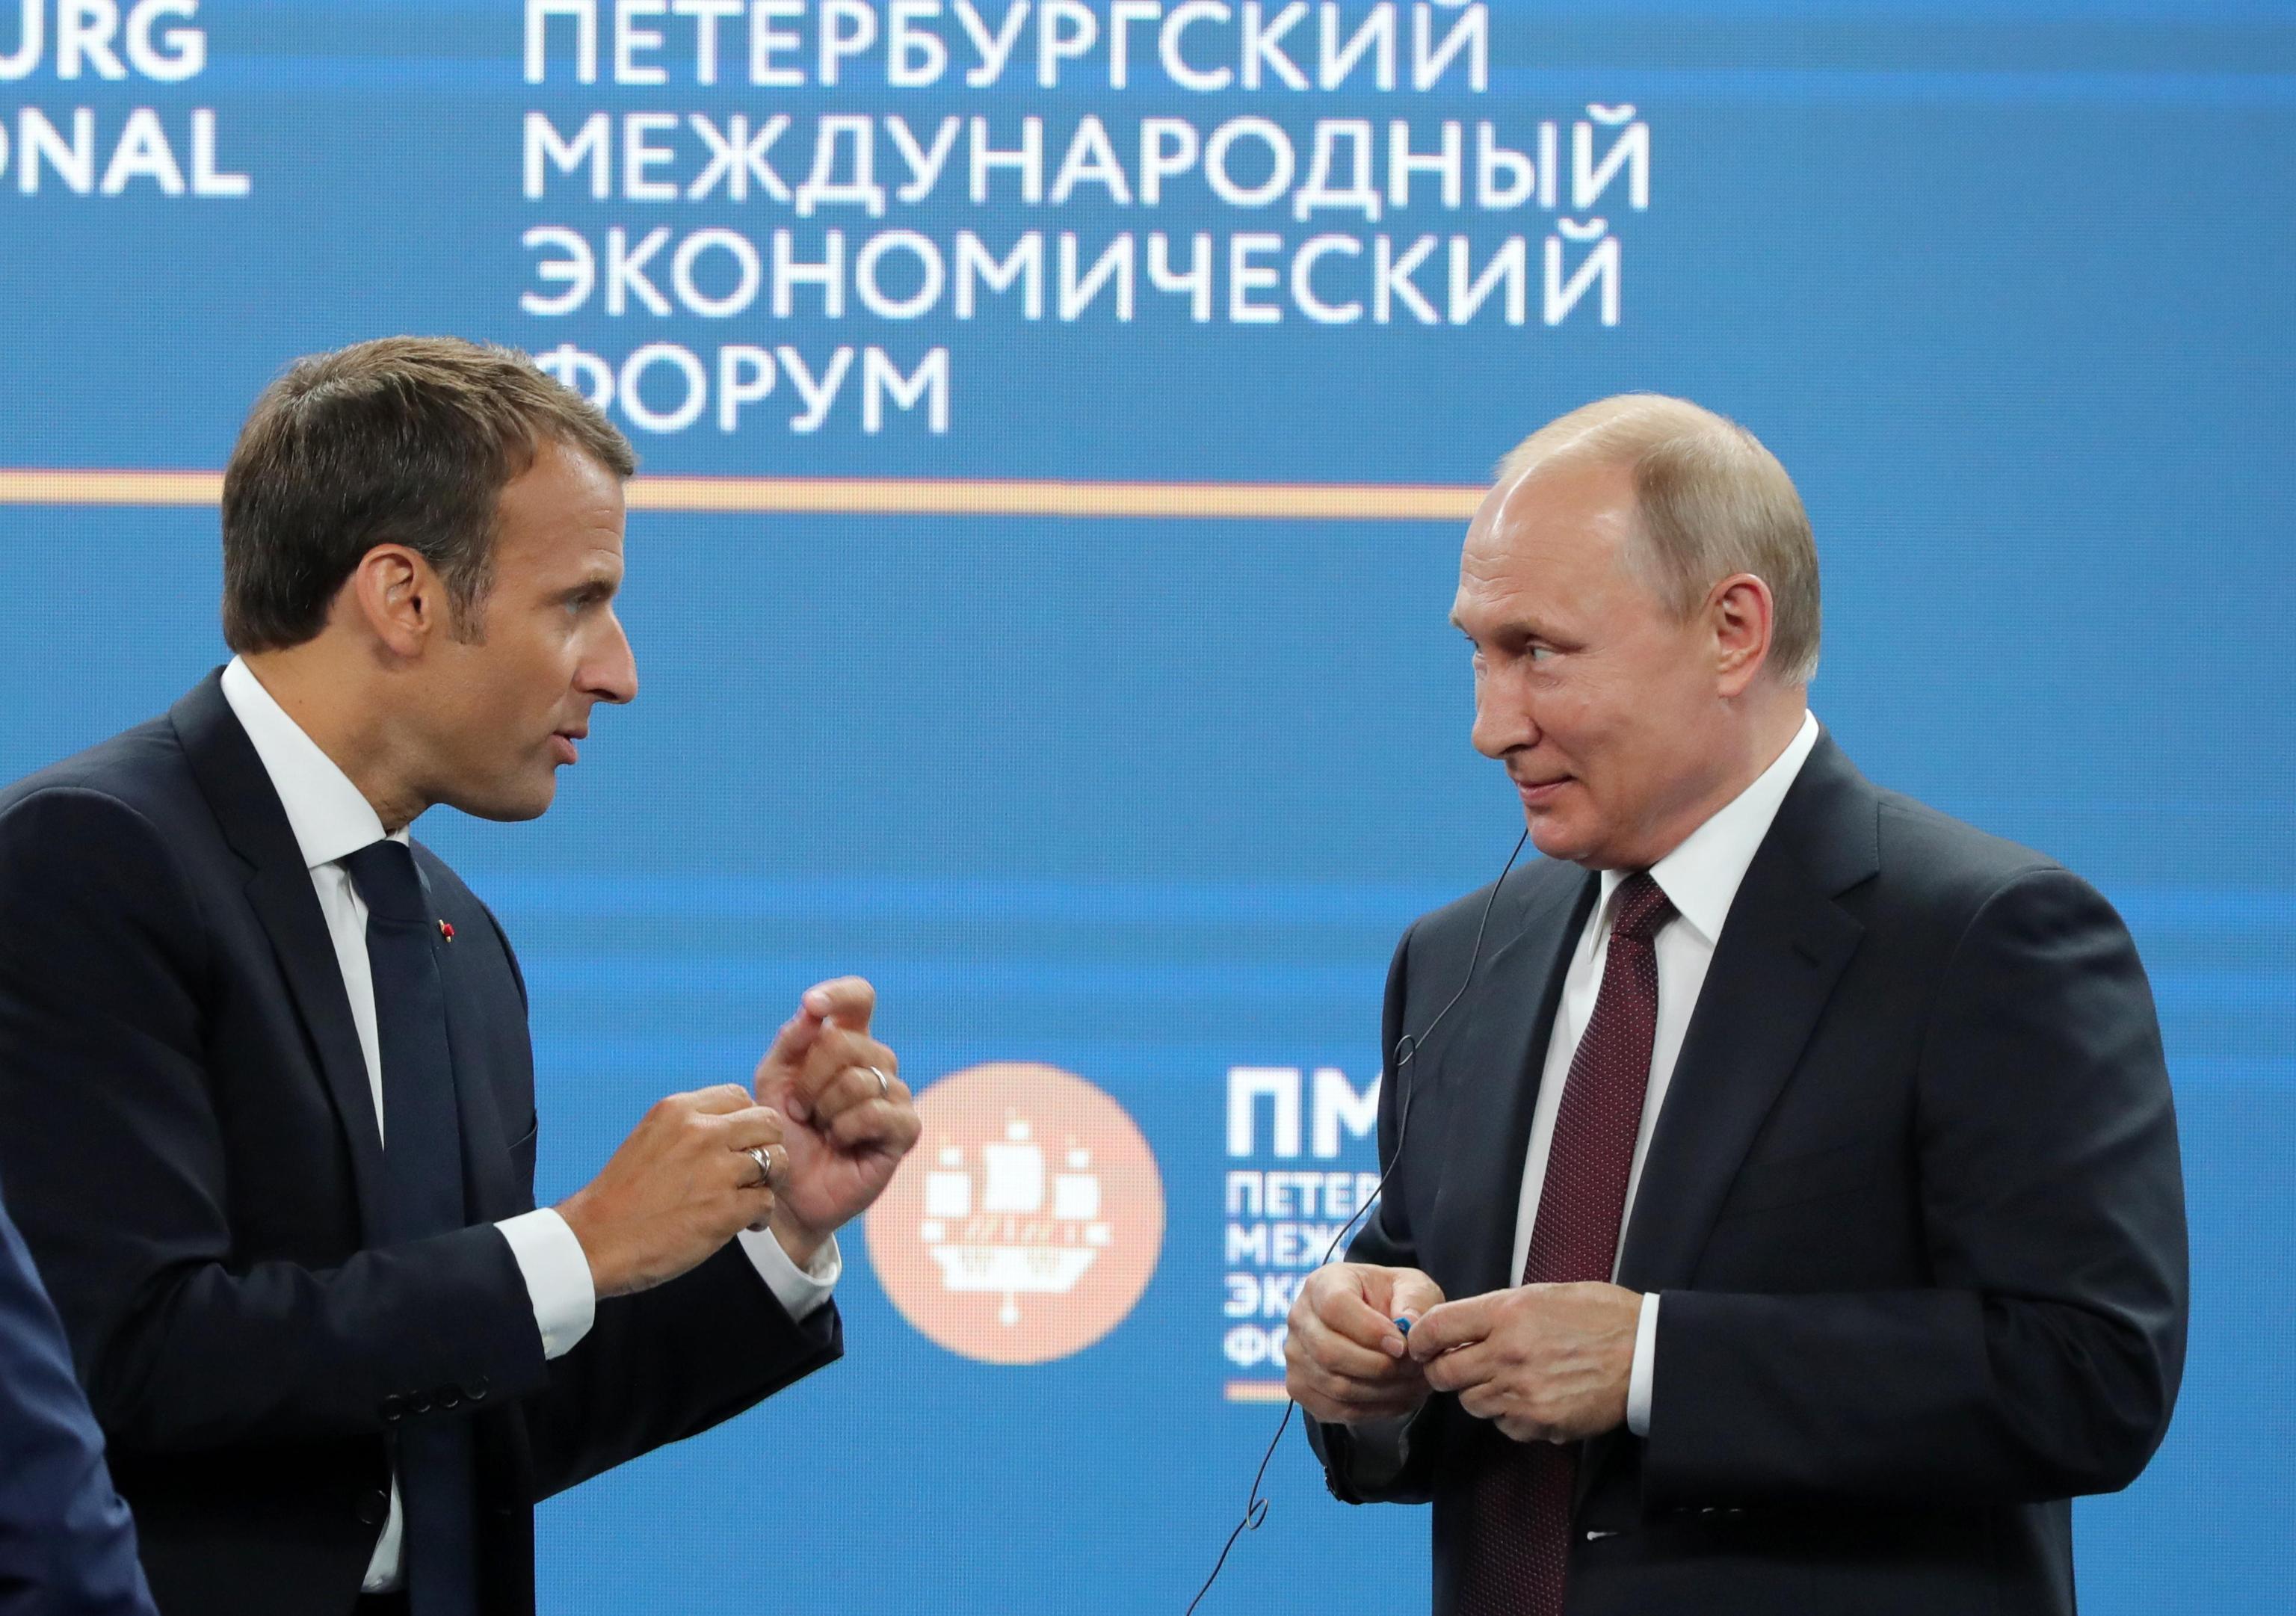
[1407,1281,1641,1443]
[750,977,921,1268]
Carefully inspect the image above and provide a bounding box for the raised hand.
[750,977,922,1268]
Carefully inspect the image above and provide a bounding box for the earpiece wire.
[1184,827,1531,1614]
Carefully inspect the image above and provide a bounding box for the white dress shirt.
[1511,710,1819,1437]
[218,657,838,1589]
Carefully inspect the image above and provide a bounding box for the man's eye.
[1528,644,1555,664]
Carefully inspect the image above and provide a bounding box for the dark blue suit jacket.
[1309,733,2188,1616]
[0,1171,155,1616]
[0,673,842,1615]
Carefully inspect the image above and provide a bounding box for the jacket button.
[356,1490,389,1527]
[408,1392,433,1416]
[435,1387,463,1410]
[379,1394,407,1423]
[466,1376,490,1401]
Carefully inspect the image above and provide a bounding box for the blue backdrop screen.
[2,1,2292,1611]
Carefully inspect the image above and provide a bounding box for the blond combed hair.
[1497,395,1821,685]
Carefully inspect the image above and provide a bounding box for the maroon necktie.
[1457,872,1676,1616]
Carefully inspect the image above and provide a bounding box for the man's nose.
[585,615,639,706]
[1469,670,1534,760]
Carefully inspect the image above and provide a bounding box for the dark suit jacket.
[0,1168,155,1616]
[1309,733,2188,1616]
[0,673,842,1616]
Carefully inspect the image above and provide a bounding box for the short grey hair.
[1496,395,1821,685]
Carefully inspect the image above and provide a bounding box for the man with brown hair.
[1286,396,2186,1615]
[0,338,922,1615]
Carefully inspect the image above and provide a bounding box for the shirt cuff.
[495,1208,596,1360]
[1626,1291,1659,1437]
[737,1227,841,1321]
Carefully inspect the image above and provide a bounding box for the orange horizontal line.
[1223,1381,1293,1404]
[0,469,223,506]
[629,475,1482,520]
[0,469,1481,522]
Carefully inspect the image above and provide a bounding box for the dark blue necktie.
[341,839,477,1616]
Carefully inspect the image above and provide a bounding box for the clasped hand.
[1284,1263,1446,1424]
[1287,1265,1642,1445]
[558,977,922,1298]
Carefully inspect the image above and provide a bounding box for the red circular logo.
[865,1062,1165,1365]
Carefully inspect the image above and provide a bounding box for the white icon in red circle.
[865,1061,1164,1366]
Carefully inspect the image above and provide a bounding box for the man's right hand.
[1285,1262,1447,1425]
[555,1085,785,1299]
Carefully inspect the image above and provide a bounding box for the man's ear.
[1708,571,1775,698]
[342,545,444,659]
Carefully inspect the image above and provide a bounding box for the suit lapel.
[426,880,522,1223]
[1571,735,1878,1511]
[170,671,392,1239]
[1425,866,1597,1301]
[1614,733,1881,1296]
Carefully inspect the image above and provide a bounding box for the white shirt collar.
[218,656,401,869]
[1596,711,1821,947]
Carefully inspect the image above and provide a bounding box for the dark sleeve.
[0,1176,158,1616]
[0,789,548,1455]
[456,901,842,1497]
[1306,920,1445,1506]
[524,1242,842,1499]
[1643,868,2189,1508]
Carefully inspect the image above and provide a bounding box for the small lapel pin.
[438,919,455,943]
